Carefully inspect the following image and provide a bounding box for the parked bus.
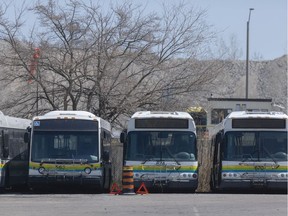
[206,98,273,136]
[210,111,288,191]
[120,111,198,191]
[25,111,112,192]
[0,111,31,191]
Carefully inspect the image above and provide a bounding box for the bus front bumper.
[220,179,287,191]
[28,175,103,188]
[134,178,198,192]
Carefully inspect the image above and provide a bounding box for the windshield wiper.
[141,156,155,164]
[263,146,279,167]
[162,147,181,166]
[240,148,279,169]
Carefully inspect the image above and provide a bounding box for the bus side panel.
[0,162,7,189]
[211,132,223,191]
[5,129,29,188]
[100,128,112,191]
[6,150,29,187]
[0,129,4,188]
[0,128,29,190]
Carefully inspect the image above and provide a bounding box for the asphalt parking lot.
[0,192,287,216]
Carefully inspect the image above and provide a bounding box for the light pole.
[33,48,40,115]
[245,8,254,99]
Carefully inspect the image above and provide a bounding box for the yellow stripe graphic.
[29,162,101,170]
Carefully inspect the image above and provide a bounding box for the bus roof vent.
[246,111,284,115]
[245,111,270,115]
[150,111,178,115]
[59,113,76,116]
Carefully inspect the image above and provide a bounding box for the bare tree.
[0,0,222,126]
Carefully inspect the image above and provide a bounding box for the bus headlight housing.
[222,173,240,179]
[180,173,197,179]
[84,167,92,174]
[38,167,46,174]
[277,173,288,179]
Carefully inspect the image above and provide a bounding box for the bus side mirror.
[3,149,8,159]
[102,131,107,139]
[120,131,126,143]
[24,132,29,143]
[216,131,224,143]
[3,133,9,159]
[102,150,109,162]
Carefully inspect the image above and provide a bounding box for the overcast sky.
[3,0,287,60]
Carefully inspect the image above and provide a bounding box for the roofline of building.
[207,97,272,102]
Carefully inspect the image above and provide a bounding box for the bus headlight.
[84,167,92,174]
[277,173,288,178]
[180,173,197,179]
[222,173,240,179]
[38,167,45,174]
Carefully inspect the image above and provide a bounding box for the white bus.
[0,112,31,191]
[211,111,288,191]
[25,111,112,192]
[120,111,198,192]
[206,98,273,137]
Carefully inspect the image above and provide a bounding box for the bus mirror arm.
[3,148,8,159]
[2,133,9,159]
[24,126,31,143]
[120,131,127,143]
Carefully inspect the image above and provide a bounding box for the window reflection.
[224,131,287,161]
[126,131,197,161]
[31,131,99,162]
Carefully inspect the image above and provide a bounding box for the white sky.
[3,0,287,60]
[119,0,287,60]
[200,0,287,60]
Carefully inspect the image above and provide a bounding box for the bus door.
[0,130,9,188]
[5,130,29,187]
[212,132,223,189]
[0,130,4,188]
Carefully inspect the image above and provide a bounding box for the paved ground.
[0,192,287,216]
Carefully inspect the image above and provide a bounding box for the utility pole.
[33,48,40,115]
[245,8,254,99]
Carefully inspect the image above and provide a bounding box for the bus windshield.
[31,131,99,163]
[224,131,287,162]
[125,131,197,162]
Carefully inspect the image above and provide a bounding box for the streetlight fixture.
[245,8,254,99]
